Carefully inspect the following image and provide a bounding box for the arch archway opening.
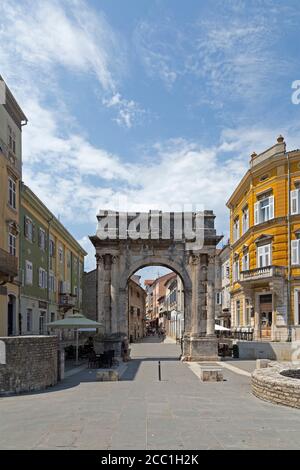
[126,263,185,347]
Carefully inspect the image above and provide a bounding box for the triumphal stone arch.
[89,210,222,361]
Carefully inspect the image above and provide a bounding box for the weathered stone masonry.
[252,363,300,409]
[0,336,58,395]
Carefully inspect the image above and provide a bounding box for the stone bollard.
[199,366,223,382]
[256,359,270,369]
[96,369,119,382]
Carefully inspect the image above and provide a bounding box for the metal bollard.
[158,361,161,381]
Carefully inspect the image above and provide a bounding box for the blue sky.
[1,0,300,281]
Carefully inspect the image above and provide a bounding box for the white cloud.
[134,2,294,104]
[102,93,145,129]
[0,0,144,128]
[78,236,96,272]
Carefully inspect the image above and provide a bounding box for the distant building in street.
[145,272,176,327]
[0,76,27,336]
[164,273,184,340]
[215,244,231,328]
[128,275,146,342]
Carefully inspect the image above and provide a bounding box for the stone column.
[110,255,119,334]
[97,253,112,335]
[96,254,105,334]
[206,254,216,337]
[191,254,201,336]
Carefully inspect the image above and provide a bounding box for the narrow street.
[0,337,300,450]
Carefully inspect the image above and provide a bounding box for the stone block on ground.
[96,369,119,382]
[256,359,270,369]
[199,366,223,382]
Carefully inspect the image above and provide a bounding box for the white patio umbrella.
[215,324,231,331]
[47,313,102,363]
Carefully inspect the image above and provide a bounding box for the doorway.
[259,294,272,339]
[7,295,16,336]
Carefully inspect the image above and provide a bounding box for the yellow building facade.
[227,135,300,341]
[0,76,27,336]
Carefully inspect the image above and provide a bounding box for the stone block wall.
[0,336,58,395]
[252,363,300,409]
[236,340,300,361]
[83,269,97,321]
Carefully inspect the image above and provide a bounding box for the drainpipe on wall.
[47,215,54,331]
[287,152,292,342]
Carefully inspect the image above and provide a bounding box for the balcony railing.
[240,265,285,282]
[58,294,76,309]
[0,248,18,281]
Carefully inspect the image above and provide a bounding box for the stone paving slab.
[0,337,300,450]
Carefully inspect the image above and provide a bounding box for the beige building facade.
[128,275,146,342]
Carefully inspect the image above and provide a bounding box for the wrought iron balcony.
[58,294,76,311]
[240,265,285,282]
[0,248,18,282]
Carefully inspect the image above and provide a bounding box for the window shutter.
[32,224,36,242]
[291,190,299,215]
[269,195,274,219]
[24,217,28,237]
[38,268,42,287]
[254,202,259,225]
[291,240,299,265]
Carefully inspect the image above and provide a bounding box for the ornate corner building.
[227,135,300,341]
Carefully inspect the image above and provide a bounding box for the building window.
[216,292,222,305]
[49,238,55,257]
[291,189,300,215]
[291,239,300,265]
[49,272,55,292]
[39,311,46,334]
[8,232,16,256]
[242,207,249,234]
[26,309,32,332]
[66,251,71,268]
[58,245,63,264]
[242,251,249,271]
[257,244,271,268]
[38,268,47,289]
[38,228,46,251]
[24,216,33,242]
[236,300,241,326]
[233,217,240,242]
[254,196,274,225]
[8,125,16,154]
[50,312,56,323]
[233,259,240,282]
[8,177,16,209]
[245,299,251,325]
[25,260,33,285]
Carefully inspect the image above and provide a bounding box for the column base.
[182,334,219,362]
[93,333,129,362]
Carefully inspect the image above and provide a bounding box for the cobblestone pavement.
[0,337,300,450]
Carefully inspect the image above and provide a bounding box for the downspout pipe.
[287,152,292,342]
[46,215,54,331]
